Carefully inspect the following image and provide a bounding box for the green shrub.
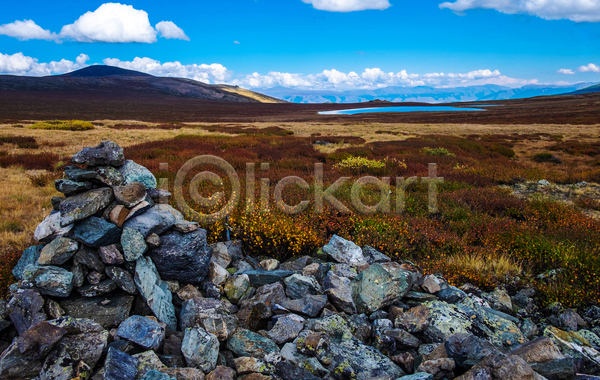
[422,147,455,157]
[491,144,516,158]
[28,120,94,131]
[334,156,386,171]
[533,152,561,163]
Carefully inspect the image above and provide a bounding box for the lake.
[318,106,488,115]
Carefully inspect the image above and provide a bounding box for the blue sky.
[0,0,599,90]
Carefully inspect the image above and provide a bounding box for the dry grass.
[446,252,524,282]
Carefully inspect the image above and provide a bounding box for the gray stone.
[141,370,176,380]
[74,246,105,272]
[71,261,86,288]
[8,289,47,334]
[224,275,251,304]
[437,286,467,303]
[60,187,114,227]
[179,298,237,340]
[331,263,358,280]
[530,358,575,380]
[55,179,93,195]
[209,262,229,286]
[38,236,79,265]
[34,212,73,242]
[226,328,280,358]
[398,373,433,380]
[78,279,118,297]
[13,245,43,280]
[22,264,74,297]
[48,316,109,370]
[122,227,148,261]
[182,327,220,373]
[107,266,138,294]
[284,274,322,299]
[59,293,134,329]
[65,165,97,181]
[362,245,391,264]
[268,314,305,344]
[123,205,178,238]
[146,233,161,248]
[134,256,177,331]
[148,229,211,284]
[352,263,412,314]
[445,333,502,370]
[275,361,320,380]
[173,221,199,233]
[323,271,356,314]
[94,166,124,187]
[118,315,166,350]
[119,160,157,189]
[280,295,328,318]
[88,270,106,284]
[483,287,514,314]
[322,234,367,267]
[71,140,125,167]
[40,345,76,380]
[421,274,443,294]
[115,182,147,208]
[70,217,122,248]
[385,329,421,349]
[162,368,205,380]
[240,269,295,287]
[0,339,43,379]
[104,347,139,380]
[99,244,125,265]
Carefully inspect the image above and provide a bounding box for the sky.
[0,0,599,91]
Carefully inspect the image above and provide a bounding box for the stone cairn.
[1,141,600,380]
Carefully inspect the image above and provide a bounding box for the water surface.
[318,106,488,115]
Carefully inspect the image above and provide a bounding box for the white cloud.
[578,63,600,72]
[155,21,189,41]
[302,0,391,12]
[0,52,89,75]
[234,41,241,44]
[439,0,600,22]
[0,20,57,41]
[102,57,231,83]
[558,68,576,74]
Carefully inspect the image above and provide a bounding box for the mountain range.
[260,83,597,104]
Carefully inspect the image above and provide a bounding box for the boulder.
[509,336,565,364]
[352,263,412,314]
[134,256,178,331]
[362,245,391,264]
[283,274,322,299]
[37,236,79,265]
[117,315,166,350]
[445,333,502,371]
[115,182,147,208]
[69,216,121,248]
[123,205,178,238]
[13,245,43,280]
[119,159,157,189]
[60,187,114,227]
[182,327,220,373]
[322,234,367,267]
[268,314,305,344]
[34,212,73,242]
[179,298,237,340]
[104,347,139,380]
[122,227,148,262]
[59,292,133,329]
[226,328,280,358]
[106,266,138,294]
[0,339,44,379]
[323,271,356,314]
[148,229,211,284]
[71,140,125,167]
[8,289,47,334]
[22,264,73,297]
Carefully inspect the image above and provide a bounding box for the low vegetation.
[28,120,95,131]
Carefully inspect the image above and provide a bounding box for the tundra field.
[1,119,600,307]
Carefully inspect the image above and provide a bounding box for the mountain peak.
[61,65,153,78]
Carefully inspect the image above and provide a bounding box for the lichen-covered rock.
[352,263,412,314]
[322,234,367,267]
[34,212,73,242]
[224,275,251,304]
[94,165,124,187]
[13,245,43,280]
[123,205,178,238]
[0,339,44,379]
[22,264,74,297]
[59,293,133,329]
[117,315,166,350]
[180,298,237,341]
[115,182,147,208]
[38,236,79,265]
[106,266,138,294]
[60,187,114,227]
[323,271,356,314]
[182,327,220,373]
[55,179,94,195]
[71,140,125,167]
[69,216,121,248]
[119,159,157,189]
[104,347,139,380]
[279,295,328,318]
[47,316,109,369]
[544,326,600,372]
[133,351,168,379]
[122,227,148,262]
[77,279,117,297]
[268,314,305,344]
[283,274,322,299]
[134,256,177,331]
[227,328,280,358]
[395,305,430,333]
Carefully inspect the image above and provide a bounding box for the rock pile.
[1,141,600,380]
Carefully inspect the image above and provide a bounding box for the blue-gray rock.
[34,212,73,242]
[55,179,93,195]
[530,358,575,380]
[148,229,211,284]
[182,327,220,373]
[64,165,97,181]
[323,235,367,267]
[106,266,137,294]
[275,361,320,380]
[283,274,322,299]
[13,245,43,280]
[38,237,79,265]
[240,269,295,287]
[323,271,356,314]
[22,264,73,297]
[119,159,157,189]
[141,370,176,380]
[384,329,421,349]
[437,286,467,304]
[59,292,134,329]
[445,333,502,371]
[280,295,328,318]
[104,347,138,380]
[93,166,124,187]
[40,345,76,380]
[227,328,280,358]
[77,279,117,297]
[117,315,166,350]
[47,317,108,369]
[71,140,125,167]
[268,314,305,344]
[60,187,114,227]
[398,373,434,380]
[0,339,43,379]
[362,245,391,264]
[69,217,121,248]
[134,256,177,331]
[8,289,46,334]
[352,263,413,314]
[74,246,105,272]
[122,205,177,238]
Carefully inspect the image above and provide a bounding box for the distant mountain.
[261,83,594,104]
[0,65,284,104]
[567,83,600,95]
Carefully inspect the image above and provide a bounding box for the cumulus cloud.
[578,63,600,72]
[302,0,391,12]
[439,0,600,22]
[1,3,188,43]
[155,21,189,41]
[0,52,89,75]
[102,57,231,83]
[558,68,575,74]
[0,20,57,41]
[234,41,241,44]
